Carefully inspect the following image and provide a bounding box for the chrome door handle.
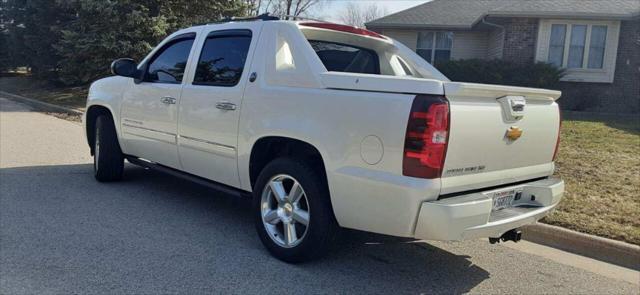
[160,96,177,105]
[215,101,236,111]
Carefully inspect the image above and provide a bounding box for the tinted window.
[308,40,380,75]
[194,32,252,86]
[146,37,194,83]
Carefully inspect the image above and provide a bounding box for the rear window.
[308,40,380,75]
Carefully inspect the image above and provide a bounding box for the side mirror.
[110,58,138,78]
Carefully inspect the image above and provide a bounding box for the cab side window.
[145,35,195,83]
[193,30,252,87]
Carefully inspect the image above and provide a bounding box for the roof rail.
[282,15,330,23]
[206,13,279,25]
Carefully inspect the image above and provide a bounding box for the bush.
[436,59,565,89]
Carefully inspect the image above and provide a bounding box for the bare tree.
[247,0,323,18]
[339,3,388,28]
[245,0,262,15]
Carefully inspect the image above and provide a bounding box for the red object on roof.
[299,22,386,40]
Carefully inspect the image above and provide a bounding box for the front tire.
[93,115,124,182]
[253,158,337,263]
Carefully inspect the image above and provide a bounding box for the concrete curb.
[523,222,640,270]
[0,90,84,115]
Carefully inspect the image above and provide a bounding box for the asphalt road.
[0,97,638,294]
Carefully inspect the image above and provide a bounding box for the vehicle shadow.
[1,163,489,293]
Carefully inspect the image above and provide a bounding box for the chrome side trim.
[122,123,176,136]
[180,135,236,150]
[179,135,236,158]
[122,123,177,144]
[123,131,176,144]
[123,118,143,125]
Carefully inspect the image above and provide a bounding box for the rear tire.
[253,157,338,263]
[93,115,124,182]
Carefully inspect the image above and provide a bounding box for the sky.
[311,0,431,23]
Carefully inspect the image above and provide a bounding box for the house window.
[548,24,566,67]
[567,25,587,68]
[588,25,607,69]
[547,23,608,69]
[417,32,453,65]
[536,19,620,83]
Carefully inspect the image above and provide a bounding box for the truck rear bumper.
[414,177,564,241]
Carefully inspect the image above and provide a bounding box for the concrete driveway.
[0,97,638,294]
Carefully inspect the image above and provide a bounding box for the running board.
[125,156,250,198]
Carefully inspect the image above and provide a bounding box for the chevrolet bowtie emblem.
[506,126,523,140]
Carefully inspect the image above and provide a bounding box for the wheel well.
[85,105,113,155]
[249,137,327,189]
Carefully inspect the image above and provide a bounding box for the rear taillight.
[403,95,450,179]
[552,109,562,161]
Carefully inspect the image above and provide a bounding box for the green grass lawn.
[1,75,638,244]
[544,112,640,245]
[0,75,88,110]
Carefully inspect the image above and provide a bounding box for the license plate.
[492,189,519,211]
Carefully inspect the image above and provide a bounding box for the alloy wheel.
[260,174,310,248]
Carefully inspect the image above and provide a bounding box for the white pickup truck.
[84,16,564,262]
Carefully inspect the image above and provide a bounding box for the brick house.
[366,0,640,113]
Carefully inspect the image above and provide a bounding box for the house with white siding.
[366,0,640,113]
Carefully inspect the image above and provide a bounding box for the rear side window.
[308,40,380,75]
[146,36,195,83]
[194,30,252,86]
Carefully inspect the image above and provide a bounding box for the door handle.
[160,96,177,105]
[215,101,236,111]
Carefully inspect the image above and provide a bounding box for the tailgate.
[441,82,561,194]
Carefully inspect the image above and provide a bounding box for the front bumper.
[414,177,564,241]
